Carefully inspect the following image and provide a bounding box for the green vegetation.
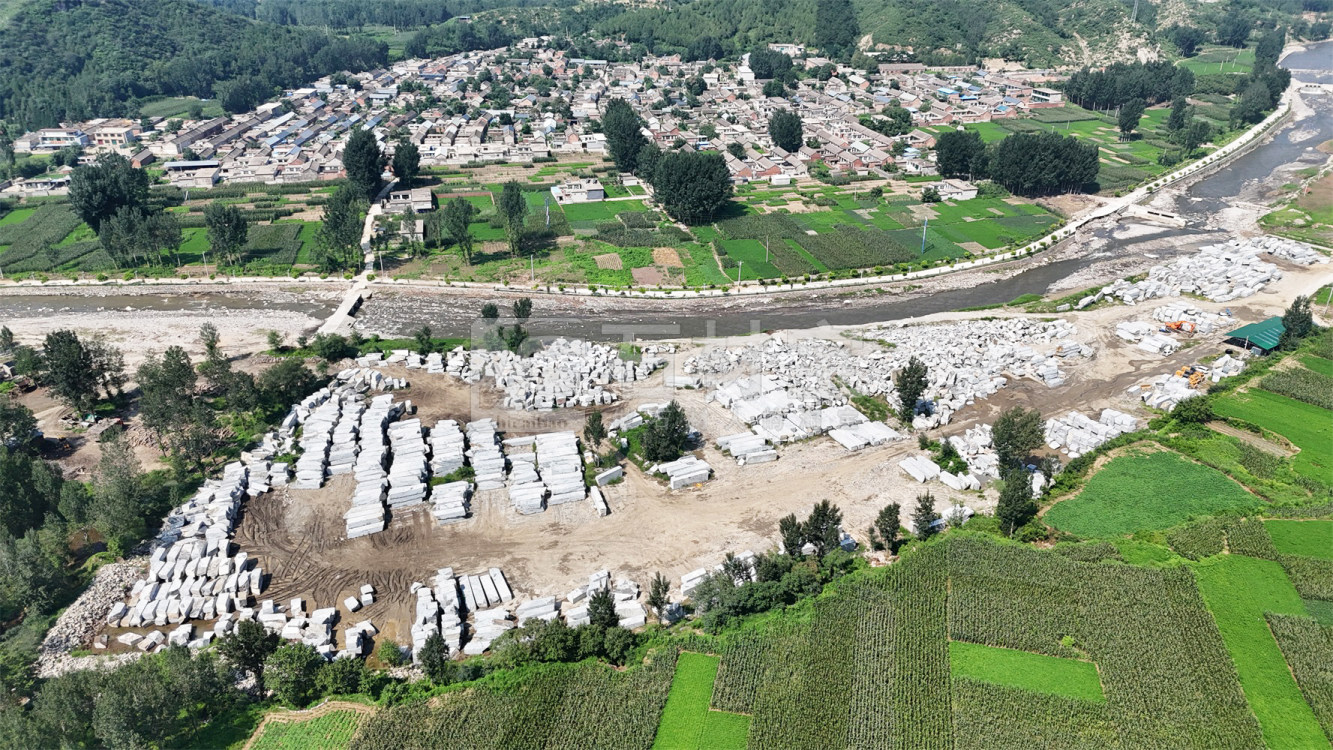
[1193,555,1325,749]
[1265,520,1333,561]
[652,652,749,750]
[251,709,364,750]
[1267,613,1333,743]
[1214,388,1333,484]
[948,641,1104,702]
[1044,451,1261,538]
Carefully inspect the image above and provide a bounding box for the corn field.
[1266,613,1333,743]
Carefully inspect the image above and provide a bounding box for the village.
[2,39,1068,198]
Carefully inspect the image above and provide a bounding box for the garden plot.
[1098,239,1287,305]
[687,319,1090,444]
[441,338,666,410]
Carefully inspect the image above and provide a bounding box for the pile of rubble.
[36,561,142,674]
[946,424,1000,482]
[1044,409,1139,458]
[691,321,1089,438]
[1100,241,1283,305]
[1254,235,1328,266]
[439,339,666,410]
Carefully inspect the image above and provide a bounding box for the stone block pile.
[505,431,586,514]
[328,400,363,477]
[827,421,903,451]
[429,419,466,477]
[337,365,407,391]
[681,551,757,600]
[1101,240,1283,304]
[466,419,507,490]
[1150,304,1232,334]
[693,322,1088,439]
[294,394,339,489]
[466,608,515,655]
[430,481,471,524]
[439,338,665,410]
[409,568,464,657]
[1134,354,1244,411]
[386,418,429,510]
[1044,409,1139,457]
[516,596,560,625]
[717,431,777,464]
[1255,235,1327,266]
[110,464,261,633]
[899,455,942,484]
[651,455,713,489]
[946,424,1000,482]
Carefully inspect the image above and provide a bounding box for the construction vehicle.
[1175,365,1210,388]
[1162,320,1197,335]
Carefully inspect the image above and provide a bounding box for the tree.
[42,330,98,412]
[762,79,788,99]
[91,430,146,548]
[316,656,368,697]
[651,151,733,224]
[417,632,453,683]
[1231,80,1273,126]
[343,127,385,199]
[641,401,689,462]
[1217,15,1253,48]
[264,643,323,707]
[1117,98,1145,141]
[996,472,1037,535]
[779,513,804,557]
[0,401,37,448]
[135,346,198,445]
[498,181,528,256]
[68,154,150,232]
[587,588,619,629]
[1172,395,1214,424]
[768,110,803,153]
[1167,96,1190,132]
[1166,25,1205,56]
[603,626,636,665]
[815,0,859,57]
[912,492,939,539]
[216,619,279,684]
[583,411,606,452]
[726,142,745,160]
[801,500,844,558]
[869,502,901,553]
[893,356,928,424]
[392,140,420,187]
[935,129,987,179]
[441,197,478,262]
[1279,294,1314,349]
[1182,119,1211,155]
[0,326,13,353]
[481,303,499,322]
[992,406,1044,474]
[920,186,941,203]
[204,202,248,268]
[413,326,433,355]
[316,185,365,271]
[1255,27,1284,69]
[647,571,670,621]
[603,99,647,174]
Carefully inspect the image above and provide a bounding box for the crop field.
[1267,613,1333,743]
[562,199,649,224]
[349,657,676,750]
[1214,389,1333,484]
[948,641,1104,702]
[1179,46,1256,75]
[1260,364,1333,410]
[652,652,749,750]
[1193,555,1325,748]
[1265,520,1333,561]
[1298,354,1333,378]
[1043,451,1260,538]
[250,709,364,750]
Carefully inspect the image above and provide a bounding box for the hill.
[595,0,1325,67]
[0,0,387,128]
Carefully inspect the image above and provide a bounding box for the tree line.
[936,129,1099,196]
[1062,62,1196,111]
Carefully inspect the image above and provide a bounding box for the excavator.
[1175,365,1209,388]
[1162,320,1197,335]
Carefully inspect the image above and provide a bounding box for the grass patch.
[1264,520,1333,561]
[653,652,749,750]
[1193,555,1324,749]
[948,641,1104,703]
[1044,451,1260,538]
[1214,388,1333,484]
[562,199,648,223]
[0,207,35,227]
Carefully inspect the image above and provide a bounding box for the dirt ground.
[204,256,1329,650]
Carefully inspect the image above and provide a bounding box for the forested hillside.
[597,0,1327,67]
[0,0,387,128]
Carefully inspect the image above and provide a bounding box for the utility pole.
[737,260,743,286]
[920,217,928,255]
[765,234,770,263]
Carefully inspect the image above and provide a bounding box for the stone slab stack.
[650,456,713,489]
[1044,409,1139,457]
[466,419,507,491]
[386,418,428,510]
[430,481,471,524]
[429,419,466,478]
[294,398,340,489]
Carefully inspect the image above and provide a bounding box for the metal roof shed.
[1224,316,1285,353]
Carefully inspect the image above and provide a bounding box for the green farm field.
[1044,451,1261,538]
[948,641,1104,702]
[250,708,364,750]
[652,652,749,750]
[1214,388,1333,484]
[1194,555,1324,749]
[1264,520,1333,561]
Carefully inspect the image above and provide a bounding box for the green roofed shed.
[1224,316,1285,353]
